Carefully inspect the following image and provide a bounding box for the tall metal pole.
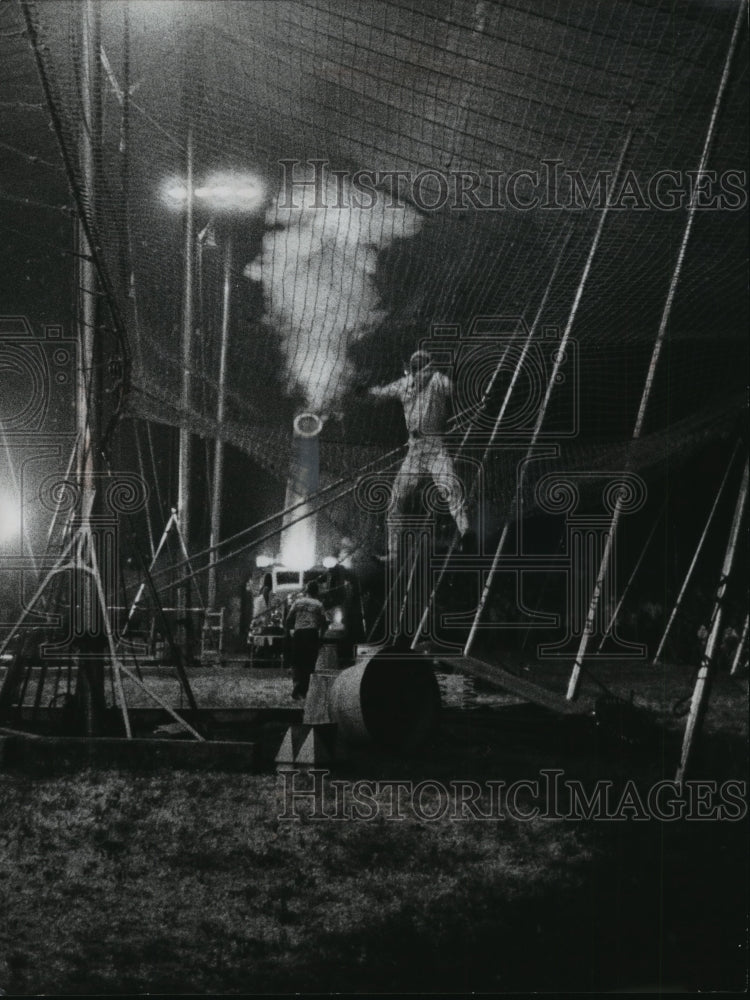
[177,127,195,651]
[676,460,748,782]
[75,0,106,734]
[652,441,739,664]
[77,0,100,513]
[566,0,747,700]
[208,233,232,610]
[595,503,664,653]
[178,126,194,551]
[463,128,632,659]
[729,613,748,677]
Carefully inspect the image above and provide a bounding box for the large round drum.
[329,647,440,752]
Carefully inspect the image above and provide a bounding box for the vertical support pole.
[77,0,99,514]
[132,420,156,558]
[208,233,232,610]
[596,504,663,652]
[729,614,748,676]
[75,0,106,735]
[676,460,748,782]
[566,0,747,700]
[178,126,194,548]
[177,126,195,655]
[652,442,739,664]
[87,525,132,738]
[463,128,632,660]
[119,1,131,299]
[539,507,630,657]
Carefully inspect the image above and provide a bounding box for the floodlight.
[165,183,188,203]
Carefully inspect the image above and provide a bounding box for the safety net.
[1,0,747,562]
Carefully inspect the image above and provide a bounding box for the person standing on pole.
[367,349,473,560]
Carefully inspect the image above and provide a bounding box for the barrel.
[329,647,440,752]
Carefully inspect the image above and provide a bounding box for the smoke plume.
[245,164,422,412]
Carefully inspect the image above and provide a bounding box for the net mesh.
[1,0,747,547]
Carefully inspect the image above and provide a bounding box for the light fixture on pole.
[164,168,264,611]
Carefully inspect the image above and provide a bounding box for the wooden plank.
[435,654,595,716]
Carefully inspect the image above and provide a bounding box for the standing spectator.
[285,580,328,700]
[253,572,273,625]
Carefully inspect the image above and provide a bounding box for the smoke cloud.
[245,165,423,412]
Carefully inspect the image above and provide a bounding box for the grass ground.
[0,657,747,994]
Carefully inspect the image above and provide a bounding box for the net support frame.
[566,0,748,700]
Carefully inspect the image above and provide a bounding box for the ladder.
[201,608,225,662]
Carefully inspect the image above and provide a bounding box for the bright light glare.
[322,556,337,569]
[282,553,316,573]
[280,520,316,571]
[255,555,274,568]
[0,493,21,543]
[196,172,264,211]
[163,172,264,212]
